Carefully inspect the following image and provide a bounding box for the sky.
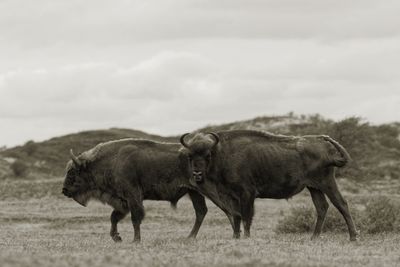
[1,0,399,147]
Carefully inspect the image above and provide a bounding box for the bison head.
[62,149,94,206]
[179,132,219,184]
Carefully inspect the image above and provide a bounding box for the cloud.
[1,0,399,51]
[1,40,400,146]
[0,1,399,146]
[112,51,219,100]
[0,51,223,133]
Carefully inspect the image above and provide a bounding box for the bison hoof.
[310,234,320,240]
[112,234,122,242]
[233,233,240,239]
[350,230,360,241]
[350,236,358,242]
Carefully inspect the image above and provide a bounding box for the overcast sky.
[1,0,399,147]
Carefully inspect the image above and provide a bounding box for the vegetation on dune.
[200,114,400,181]
[0,113,399,181]
[0,114,399,267]
[10,159,29,178]
[0,128,177,177]
[363,196,400,233]
[0,179,62,200]
[276,195,400,234]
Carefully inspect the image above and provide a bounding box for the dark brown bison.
[62,138,221,242]
[179,130,358,241]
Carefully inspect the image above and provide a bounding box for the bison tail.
[322,136,352,167]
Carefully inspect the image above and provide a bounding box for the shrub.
[275,196,400,235]
[275,206,314,234]
[275,206,354,234]
[363,196,400,233]
[24,140,37,156]
[327,117,374,179]
[375,125,400,150]
[10,160,29,177]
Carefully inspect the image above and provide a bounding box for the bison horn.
[70,149,82,167]
[180,133,190,148]
[207,132,220,148]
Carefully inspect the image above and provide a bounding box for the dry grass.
[1,181,400,267]
[275,195,400,234]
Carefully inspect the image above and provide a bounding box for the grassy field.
[1,178,400,267]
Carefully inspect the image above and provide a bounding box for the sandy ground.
[1,190,399,267]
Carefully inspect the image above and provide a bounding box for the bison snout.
[192,171,203,182]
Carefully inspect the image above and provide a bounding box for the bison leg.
[241,197,255,238]
[231,199,242,239]
[195,182,237,235]
[110,209,128,242]
[127,188,145,243]
[218,206,238,237]
[322,178,358,241]
[204,195,235,233]
[307,187,329,240]
[243,214,254,238]
[130,203,144,242]
[187,190,208,238]
[233,216,241,239]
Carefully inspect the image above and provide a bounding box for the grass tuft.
[364,196,400,233]
[275,196,400,234]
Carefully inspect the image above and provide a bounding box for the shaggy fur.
[62,138,212,242]
[180,130,358,241]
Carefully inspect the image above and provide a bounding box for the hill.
[200,114,400,181]
[0,128,176,178]
[1,113,399,181]
[198,114,310,133]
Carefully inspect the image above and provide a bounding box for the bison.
[62,138,229,242]
[179,130,359,241]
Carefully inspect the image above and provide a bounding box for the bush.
[364,196,400,233]
[24,140,37,156]
[375,125,400,150]
[275,196,400,234]
[10,160,29,177]
[275,206,314,234]
[275,206,357,234]
[327,117,374,179]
